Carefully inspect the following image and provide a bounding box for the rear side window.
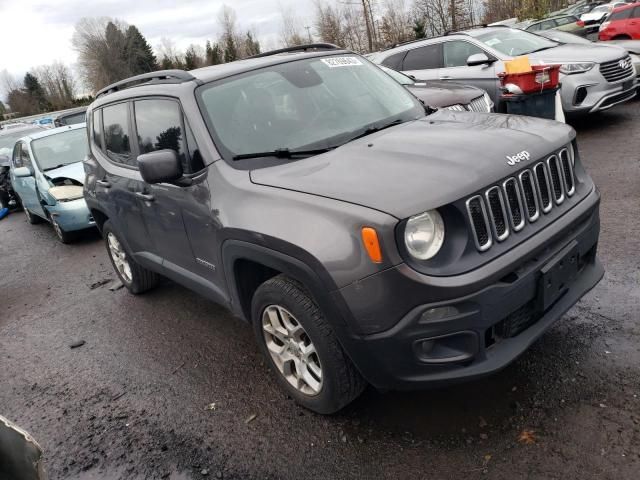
[92,110,103,149]
[133,99,189,172]
[403,43,443,70]
[102,103,133,166]
[381,51,407,70]
[633,6,640,18]
[610,8,632,20]
[555,17,574,26]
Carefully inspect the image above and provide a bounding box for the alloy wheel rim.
[262,305,323,396]
[107,232,132,283]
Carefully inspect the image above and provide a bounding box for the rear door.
[439,40,500,102]
[11,142,46,218]
[400,43,443,81]
[93,102,158,263]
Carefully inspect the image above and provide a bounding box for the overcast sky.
[0,0,320,99]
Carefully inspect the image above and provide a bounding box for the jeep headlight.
[560,62,595,74]
[404,210,445,260]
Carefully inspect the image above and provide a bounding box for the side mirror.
[13,167,32,178]
[467,53,492,67]
[137,149,182,184]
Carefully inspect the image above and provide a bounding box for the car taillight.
[577,20,585,27]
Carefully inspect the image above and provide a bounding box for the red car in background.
[599,2,640,40]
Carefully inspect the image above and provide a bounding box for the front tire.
[252,275,366,414]
[103,220,159,294]
[51,217,75,244]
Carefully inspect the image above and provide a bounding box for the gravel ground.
[1,100,639,480]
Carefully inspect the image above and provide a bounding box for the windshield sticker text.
[321,57,363,68]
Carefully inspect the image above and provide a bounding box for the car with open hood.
[369,26,637,115]
[9,123,95,242]
[84,44,603,414]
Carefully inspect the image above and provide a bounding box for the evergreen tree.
[244,31,261,57]
[184,45,201,70]
[205,41,223,65]
[24,73,49,112]
[413,19,426,39]
[124,25,157,75]
[0,101,6,117]
[223,35,237,63]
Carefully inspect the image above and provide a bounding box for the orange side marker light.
[361,227,382,264]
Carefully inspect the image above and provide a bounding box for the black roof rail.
[95,70,196,98]
[248,43,341,59]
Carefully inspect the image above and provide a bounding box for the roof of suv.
[91,45,352,107]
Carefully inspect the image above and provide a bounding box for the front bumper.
[560,69,637,114]
[46,198,95,232]
[336,188,603,390]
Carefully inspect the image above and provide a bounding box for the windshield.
[380,65,414,86]
[474,28,558,57]
[31,128,88,171]
[0,128,43,157]
[197,55,423,161]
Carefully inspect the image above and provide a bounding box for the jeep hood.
[250,111,575,219]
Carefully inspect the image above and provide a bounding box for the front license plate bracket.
[538,241,579,312]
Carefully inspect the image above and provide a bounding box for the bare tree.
[33,62,76,110]
[379,0,413,47]
[156,38,184,69]
[72,17,131,92]
[280,5,305,47]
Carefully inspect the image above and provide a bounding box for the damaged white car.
[9,123,95,243]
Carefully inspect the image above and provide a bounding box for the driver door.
[11,142,46,218]
[438,40,501,104]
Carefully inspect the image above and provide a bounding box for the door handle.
[96,180,111,188]
[135,192,155,202]
[440,75,452,80]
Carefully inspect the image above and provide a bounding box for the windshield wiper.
[233,147,334,161]
[344,118,405,144]
[43,164,70,171]
[527,46,555,54]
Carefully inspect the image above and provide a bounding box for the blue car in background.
[9,123,95,243]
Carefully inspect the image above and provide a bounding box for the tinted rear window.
[381,51,407,70]
[403,44,443,70]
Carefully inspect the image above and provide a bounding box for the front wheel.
[52,217,75,244]
[252,275,366,414]
[103,220,159,294]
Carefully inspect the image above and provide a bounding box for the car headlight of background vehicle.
[560,62,595,74]
[404,210,445,260]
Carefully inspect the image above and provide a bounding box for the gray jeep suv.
[84,44,603,414]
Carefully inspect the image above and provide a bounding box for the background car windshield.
[474,29,558,56]
[0,128,43,156]
[198,55,423,158]
[31,128,88,171]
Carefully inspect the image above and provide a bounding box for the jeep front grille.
[465,148,576,252]
[599,55,634,83]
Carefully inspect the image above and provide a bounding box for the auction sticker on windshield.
[321,57,363,68]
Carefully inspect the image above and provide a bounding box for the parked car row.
[370,25,637,115]
[0,106,87,132]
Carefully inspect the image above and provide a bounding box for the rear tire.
[24,207,42,224]
[613,35,632,40]
[252,275,366,414]
[103,220,159,294]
